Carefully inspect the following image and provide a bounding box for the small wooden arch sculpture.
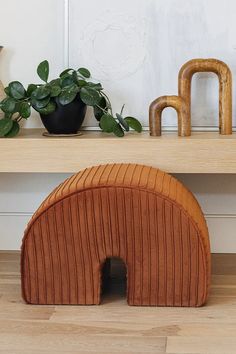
[149,58,232,136]
[21,164,211,307]
[149,95,189,137]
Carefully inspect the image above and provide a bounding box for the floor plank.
[0,252,236,354]
[166,336,236,354]
[0,334,166,353]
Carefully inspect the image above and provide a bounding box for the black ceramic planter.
[40,94,87,134]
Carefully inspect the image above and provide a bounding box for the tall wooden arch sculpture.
[21,164,211,307]
[149,58,232,136]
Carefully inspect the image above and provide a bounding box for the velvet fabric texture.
[21,164,211,306]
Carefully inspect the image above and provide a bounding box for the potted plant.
[0,46,5,118]
[0,60,142,137]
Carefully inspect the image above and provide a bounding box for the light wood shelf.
[1,129,236,173]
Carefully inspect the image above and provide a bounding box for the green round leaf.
[0,118,13,137]
[100,114,116,133]
[0,97,16,113]
[49,78,61,86]
[94,96,107,121]
[37,100,56,115]
[26,84,37,97]
[9,81,25,100]
[19,102,31,118]
[59,68,73,78]
[78,79,87,87]
[61,75,74,88]
[124,117,142,133]
[4,120,20,138]
[32,86,51,100]
[116,113,129,132]
[78,67,91,78]
[4,86,10,96]
[58,84,78,105]
[87,82,103,91]
[71,70,79,84]
[80,87,100,106]
[113,123,125,137]
[37,60,49,82]
[3,112,13,119]
[32,96,50,110]
[50,85,61,97]
[47,79,62,97]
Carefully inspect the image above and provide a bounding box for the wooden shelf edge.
[1,129,236,173]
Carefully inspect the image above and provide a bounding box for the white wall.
[0,0,236,252]
[0,0,65,127]
[1,173,236,253]
[69,0,236,129]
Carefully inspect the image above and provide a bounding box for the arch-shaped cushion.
[21,164,210,306]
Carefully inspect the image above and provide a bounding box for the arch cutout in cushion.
[21,164,211,307]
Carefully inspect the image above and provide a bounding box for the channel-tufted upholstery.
[21,164,211,306]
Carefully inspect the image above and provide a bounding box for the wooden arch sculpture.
[21,164,211,307]
[149,58,232,136]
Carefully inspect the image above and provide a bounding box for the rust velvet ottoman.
[21,164,211,307]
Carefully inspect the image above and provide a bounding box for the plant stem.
[100,91,113,116]
[15,115,22,123]
[95,104,110,115]
[120,104,125,116]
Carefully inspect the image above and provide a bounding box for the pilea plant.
[0,60,142,137]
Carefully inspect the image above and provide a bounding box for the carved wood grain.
[149,95,190,137]
[179,59,232,135]
[149,58,233,136]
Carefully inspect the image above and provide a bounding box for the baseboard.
[1,252,235,276]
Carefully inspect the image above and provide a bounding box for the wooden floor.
[1,252,236,354]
